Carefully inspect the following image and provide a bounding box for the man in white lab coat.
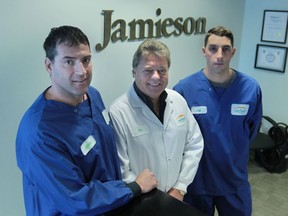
[109,39,204,201]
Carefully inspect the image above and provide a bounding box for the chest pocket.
[131,125,149,137]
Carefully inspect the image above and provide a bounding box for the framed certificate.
[261,10,288,43]
[254,44,287,73]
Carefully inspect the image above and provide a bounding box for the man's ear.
[202,47,206,56]
[44,58,53,75]
[231,48,236,57]
[132,69,136,78]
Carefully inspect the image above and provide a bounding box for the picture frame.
[254,44,287,73]
[261,10,288,43]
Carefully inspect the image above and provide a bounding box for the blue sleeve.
[248,85,263,142]
[19,132,133,215]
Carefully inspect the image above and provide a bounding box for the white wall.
[239,0,288,124]
[92,0,245,107]
[7,0,288,215]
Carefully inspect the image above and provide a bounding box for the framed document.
[261,10,288,43]
[254,44,287,73]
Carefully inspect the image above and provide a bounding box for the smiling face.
[202,34,236,76]
[45,42,92,105]
[133,53,168,103]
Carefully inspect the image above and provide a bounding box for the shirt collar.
[133,82,167,123]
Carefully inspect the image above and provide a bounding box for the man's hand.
[135,169,158,193]
[167,188,184,201]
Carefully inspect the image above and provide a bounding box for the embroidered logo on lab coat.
[131,126,149,137]
[81,135,96,155]
[176,114,186,126]
[231,104,249,116]
[191,106,207,114]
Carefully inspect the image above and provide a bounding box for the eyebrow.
[62,56,75,59]
[62,55,92,59]
[209,44,231,47]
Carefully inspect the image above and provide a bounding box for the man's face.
[202,34,236,74]
[45,42,92,103]
[134,53,168,102]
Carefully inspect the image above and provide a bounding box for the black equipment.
[252,116,288,173]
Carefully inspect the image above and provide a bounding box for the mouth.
[73,80,85,83]
[148,83,161,86]
[214,62,224,66]
[72,78,89,89]
[73,78,87,83]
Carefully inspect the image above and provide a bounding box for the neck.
[152,100,160,116]
[45,87,86,106]
[203,68,233,83]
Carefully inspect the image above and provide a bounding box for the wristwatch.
[176,189,186,196]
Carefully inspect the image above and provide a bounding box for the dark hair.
[43,25,90,62]
[204,26,234,47]
[132,39,171,70]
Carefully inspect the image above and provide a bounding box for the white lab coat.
[109,86,203,192]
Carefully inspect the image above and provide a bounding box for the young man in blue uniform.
[16,26,158,216]
[173,26,263,216]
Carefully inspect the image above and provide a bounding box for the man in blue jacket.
[174,26,262,216]
[16,25,158,216]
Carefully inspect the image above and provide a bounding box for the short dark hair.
[204,26,234,47]
[43,25,90,62]
[132,39,171,70]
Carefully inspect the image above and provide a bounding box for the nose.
[216,48,224,60]
[217,48,224,56]
[151,70,161,79]
[74,62,86,75]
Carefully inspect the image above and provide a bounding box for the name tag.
[191,106,207,114]
[81,135,96,155]
[131,126,149,137]
[231,104,249,116]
